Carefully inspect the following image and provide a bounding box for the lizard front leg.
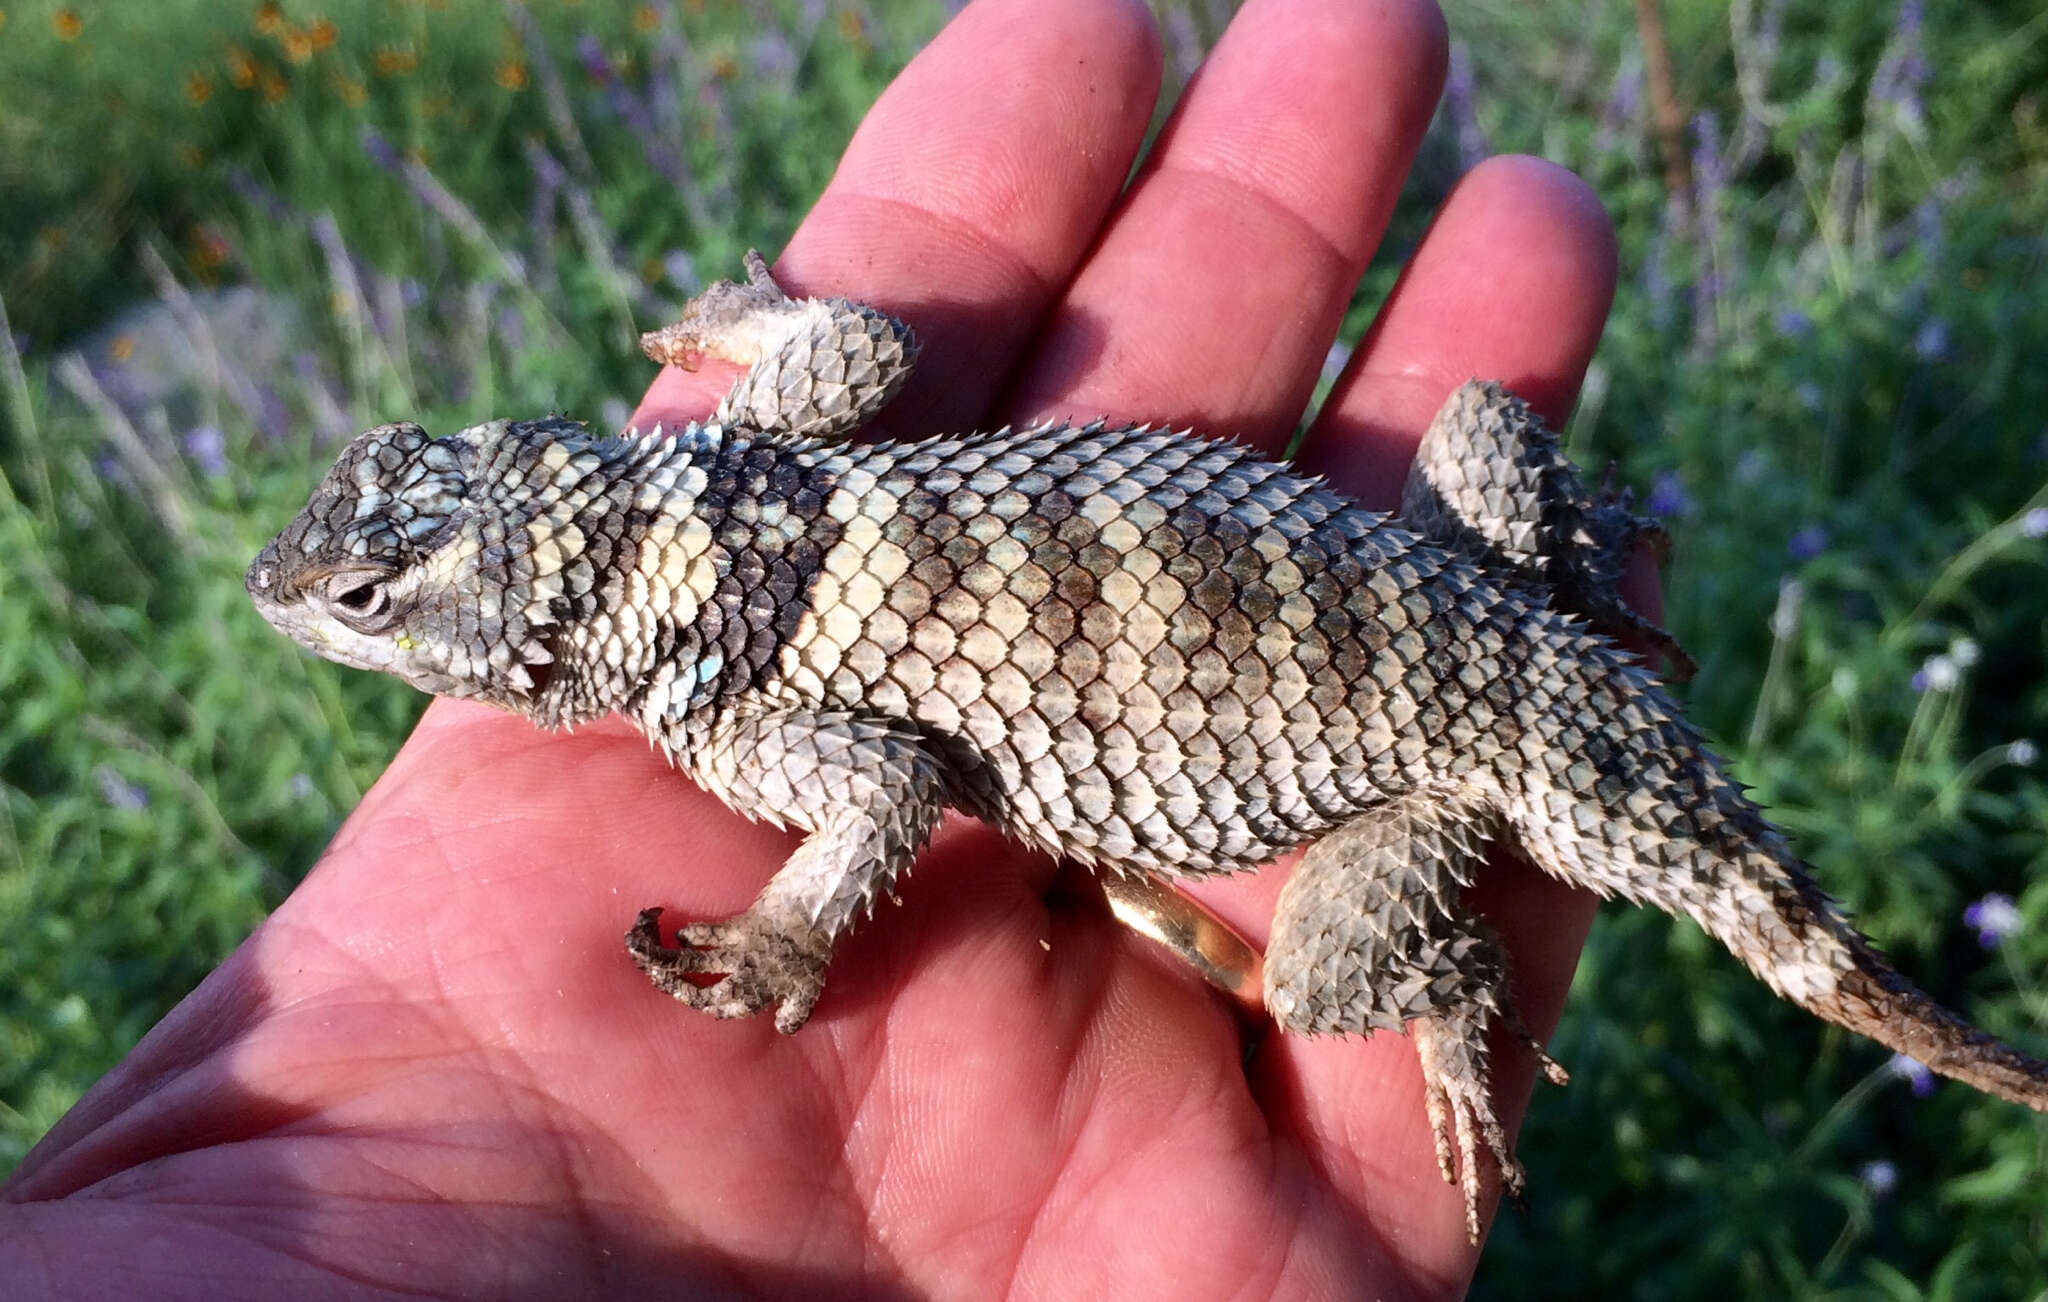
[628,705,948,1034]
[639,249,919,442]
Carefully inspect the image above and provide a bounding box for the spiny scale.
[250,252,2048,1246]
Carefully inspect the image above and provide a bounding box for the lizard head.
[247,420,561,704]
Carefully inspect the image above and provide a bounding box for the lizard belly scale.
[756,421,1498,874]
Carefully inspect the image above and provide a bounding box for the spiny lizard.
[248,252,2048,1241]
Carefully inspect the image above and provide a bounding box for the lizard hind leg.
[1265,797,1562,1243]
[640,249,919,442]
[1402,379,1696,681]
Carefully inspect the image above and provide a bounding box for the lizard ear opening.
[509,635,559,699]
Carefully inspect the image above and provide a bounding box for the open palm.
[5,0,1627,1296]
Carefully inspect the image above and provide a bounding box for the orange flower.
[309,17,336,50]
[633,4,658,32]
[374,45,418,76]
[227,46,259,88]
[254,1,284,36]
[495,59,527,91]
[282,29,314,63]
[110,335,136,363]
[260,69,288,102]
[192,227,231,267]
[331,73,366,106]
[186,71,215,105]
[708,51,737,80]
[53,8,81,40]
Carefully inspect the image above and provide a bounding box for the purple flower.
[1690,110,1726,206]
[748,30,799,85]
[1886,1053,1935,1097]
[1647,470,1692,518]
[1774,309,1814,339]
[225,166,297,222]
[1444,41,1489,172]
[254,383,291,441]
[1794,381,1823,412]
[96,765,149,812]
[1161,6,1201,86]
[576,33,687,188]
[1751,0,1786,74]
[1871,1,1927,104]
[360,128,402,173]
[1688,112,1727,347]
[1320,341,1352,385]
[496,305,528,354]
[288,773,316,800]
[1787,525,1828,560]
[94,452,132,489]
[1641,224,1674,330]
[1859,1159,1898,1198]
[1912,318,1949,361]
[663,249,699,293]
[576,32,616,85]
[181,425,228,477]
[1914,197,1944,272]
[1601,59,1643,134]
[1963,893,2022,949]
[2020,508,2048,539]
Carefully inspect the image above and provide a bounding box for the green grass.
[4,0,2046,1295]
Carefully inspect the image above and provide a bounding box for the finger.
[1003,0,1448,451]
[1302,152,1620,507]
[1239,155,1618,1278]
[635,0,1163,436]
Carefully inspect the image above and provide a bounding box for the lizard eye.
[324,573,395,628]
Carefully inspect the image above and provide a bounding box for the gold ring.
[1100,873,1267,1016]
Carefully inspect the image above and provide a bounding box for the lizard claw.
[1414,1015,1526,1245]
[626,906,829,1034]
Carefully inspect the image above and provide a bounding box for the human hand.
[3,1,1620,1296]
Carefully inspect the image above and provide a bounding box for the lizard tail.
[1689,820,2048,1110]
[1500,644,2048,1111]
[1709,840,2048,1112]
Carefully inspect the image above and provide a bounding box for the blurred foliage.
[2,0,2045,1295]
